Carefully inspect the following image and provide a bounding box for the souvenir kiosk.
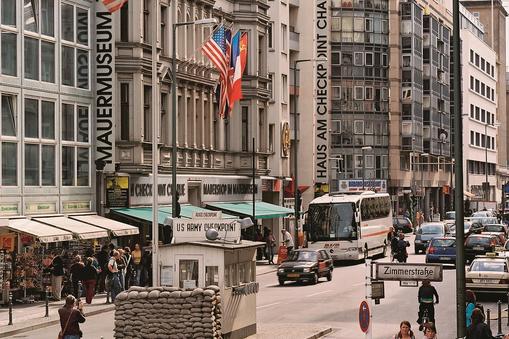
[158,215,264,339]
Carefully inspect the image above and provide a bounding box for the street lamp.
[361,146,372,190]
[290,58,325,249]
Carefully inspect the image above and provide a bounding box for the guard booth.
[158,215,264,339]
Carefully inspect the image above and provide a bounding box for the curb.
[0,304,115,338]
[256,268,278,276]
[306,327,333,339]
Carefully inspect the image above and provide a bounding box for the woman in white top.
[107,250,121,302]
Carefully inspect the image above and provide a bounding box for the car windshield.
[470,261,507,272]
[420,225,443,234]
[288,251,318,262]
[307,203,357,241]
[466,237,491,246]
[471,217,498,226]
[445,211,455,220]
[397,218,409,224]
[484,224,504,233]
[431,239,455,247]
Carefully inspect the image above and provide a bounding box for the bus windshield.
[308,203,357,241]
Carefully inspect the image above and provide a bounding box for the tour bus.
[305,191,392,261]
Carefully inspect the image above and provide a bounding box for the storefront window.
[1,32,17,76]
[179,259,198,289]
[205,266,219,286]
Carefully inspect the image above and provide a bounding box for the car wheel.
[311,273,319,285]
[278,278,285,286]
[326,270,332,281]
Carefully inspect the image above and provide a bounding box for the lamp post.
[361,146,372,190]
[290,59,312,249]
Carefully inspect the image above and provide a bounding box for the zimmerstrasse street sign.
[375,263,443,282]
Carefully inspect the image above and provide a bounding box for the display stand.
[0,249,13,304]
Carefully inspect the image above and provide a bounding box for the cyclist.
[417,280,439,330]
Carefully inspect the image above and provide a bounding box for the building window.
[269,123,275,153]
[268,22,274,49]
[60,4,89,89]
[143,0,150,43]
[120,83,130,141]
[1,32,17,76]
[1,0,16,26]
[160,6,167,53]
[24,37,39,80]
[365,87,373,100]
[365,52,373,66]
[282,74,288,103]
[281,23,287,51]
[120,1,129,41]
[354,86,364,100]
[2,142,17,186]
[268,73,274,100]
[1,94,17,186]
[205,266,219,286]
[61,103,90,187]
[242,106,249,152]
[143,85,151,142]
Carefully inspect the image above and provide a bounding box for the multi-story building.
[459,5,498,209]
[0,0,95,217]
[460,0,508,206]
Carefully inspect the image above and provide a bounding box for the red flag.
[229,32,247,109]
[102,0,127,13]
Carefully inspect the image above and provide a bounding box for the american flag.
[202,25,231,117]
[102,0,128,13]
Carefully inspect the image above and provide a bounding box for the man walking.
[281,229,295,253]
[58,295,86,339]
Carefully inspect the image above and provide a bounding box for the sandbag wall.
[114,285,223,339]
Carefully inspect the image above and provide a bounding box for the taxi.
[465,254,509,294]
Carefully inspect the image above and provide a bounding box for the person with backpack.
[69,256,84,299]
[466,290,477,327]
[466,308,492,339]
[81,258,98,304]
[58,295,85,339]
[396,232,410,263]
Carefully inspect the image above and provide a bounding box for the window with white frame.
[282,74,288,103]
[354,86,364,100]
[24,98,56,186]
[354,120,364,134]
[268,73,274,100]
[268,22,274,49]
[61,103,90,187]
[365,87,373,100]
[281,23,287,51]
[1,94,17,186]
[61,3,89,89]
[354,52,363,66]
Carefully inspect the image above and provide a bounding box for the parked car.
[393,217,413,233]
[472,211,494,218]
[277,249,333,286]
[425,237,456,266]
[414,223,449,254]
[444,211,455,224]
[466,255,509,294]
[481,224,507,244]
[464,234,501,263]
[468,216,499,226]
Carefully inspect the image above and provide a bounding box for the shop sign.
[192,211,222,219]
[375,263,443,282]
[106,176,129,208]
[338,180,387,193]
[20,234,34,246]
[0,203,18,216]
[281,121,290,158]
[25,202,57,214]
[172,218,240,244]
[63,201,91,213]
[0,234,15,251]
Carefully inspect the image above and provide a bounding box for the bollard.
[44,286,49,317]
[487,308,491,328]
[8,292,13,325]
[498,300,503,337]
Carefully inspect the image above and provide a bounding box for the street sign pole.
[365,259,372,339]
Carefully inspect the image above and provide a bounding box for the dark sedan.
[465,234,500,263]
[393,217,413,233]
[277,249,333,285]
[414,223,448,254]
[425,237,456,266]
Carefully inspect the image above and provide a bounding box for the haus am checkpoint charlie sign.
[172,219,240,244]
[375,263,443,282]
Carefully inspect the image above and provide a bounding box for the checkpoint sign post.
[375,263,443,282]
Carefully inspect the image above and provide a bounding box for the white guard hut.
[158,215,264,338]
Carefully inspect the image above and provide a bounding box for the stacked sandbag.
[114,285,223,339]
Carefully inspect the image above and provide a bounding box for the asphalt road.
[14,233,509,339]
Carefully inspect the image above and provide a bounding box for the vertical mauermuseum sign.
[315,0,329,184]
[95,1,115,167]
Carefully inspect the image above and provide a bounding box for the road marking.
[307,290,332,297]
[256,302,281,309]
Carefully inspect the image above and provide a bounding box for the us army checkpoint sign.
[375,263,443,282]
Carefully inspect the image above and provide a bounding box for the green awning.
[159,205,237,219]
[206,201,293,219]
[112,205,238,224]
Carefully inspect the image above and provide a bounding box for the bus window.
[330,203,357,240]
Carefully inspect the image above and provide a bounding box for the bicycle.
[418,303,436,332]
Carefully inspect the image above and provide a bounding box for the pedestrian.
[255,229,264,260]
[81,258,98,304]
[388,227,398,261]
[107,250,121,302]
[265,230,276,264]
[108,243,115,256]
[417,280,439,328]
[396,232,410,263]
[131,243,143,286]
[423,322,438,339]
[94,245,109,293]
[50,250,65,300]
[466,290,476,327]
[142,247,153,286]
[116,248,127,291]
[58,294,85,339]
[69,255,84,299]
[281,229,294,254]
[123,247,132,289]
[466,308,492,339]
[393,320,416,339]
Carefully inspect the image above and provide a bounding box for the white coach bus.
[304,191,392,261]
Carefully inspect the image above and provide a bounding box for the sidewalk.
[0,263,279,337]
[0,294,114,338]
[246,323,332,339]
